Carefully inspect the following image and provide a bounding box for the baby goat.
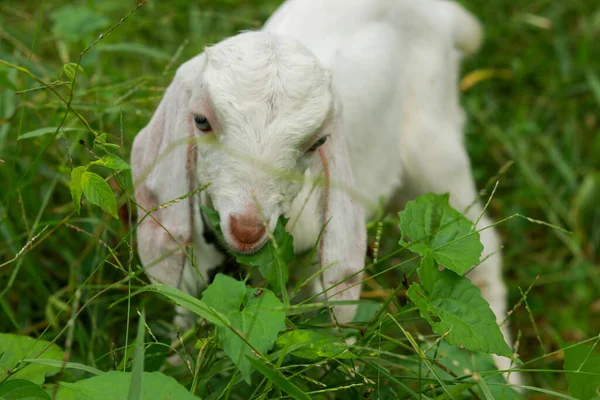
[132,0,517,384]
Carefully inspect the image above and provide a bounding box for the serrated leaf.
[91,154,130,170]
[202,274,287,383]
[564,342,600,400]
[134,284,229,328]
[399,193,483,275]
[55,371,196,400]
[277,330,356,360]
[70,166,86,214]
[246,357,311,400]
[0,333,65,385]
[0,379,50,400]
[81,171,118,218]
[407,270,511,357]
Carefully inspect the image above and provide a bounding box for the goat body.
[132,0,517,384]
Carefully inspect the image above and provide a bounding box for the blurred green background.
[0,0,599,397]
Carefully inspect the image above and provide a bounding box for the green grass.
[0,0,599,398]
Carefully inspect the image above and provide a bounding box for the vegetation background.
[0,0,598,398]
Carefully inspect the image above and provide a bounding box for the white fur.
[131,0,520,386]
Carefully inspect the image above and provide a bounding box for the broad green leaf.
[134,284,229,328]
[128,310,145,400]
[55,371,196,400]
[202,274,287,383]
[407,270,511,357]
[0,379,50,400]
[70,166,86,214]
[18,127,86,140]
[564,342,600,400]
[0,333,65,384]
[246,357,311,400]
[81,171,118,218]
[418,250,440,294]
[398,193,483,274]
[277,330,355,360]
[91,154,130,170]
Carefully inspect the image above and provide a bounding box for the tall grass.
[0,0,598,398]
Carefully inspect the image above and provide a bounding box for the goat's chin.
[224,235,269,255]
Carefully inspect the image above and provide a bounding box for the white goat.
[132,0,518,384]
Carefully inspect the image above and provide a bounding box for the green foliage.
[563,342,600,399]
[0,334,64,385]
[0,379,50,400]
[201,205,294,293]
[202,274,287,383]
[246,356,312,400]
[399,193,483,275]
[0,0,598,398]
[277,330,356,360]
[401,194,511,356]
[80,171,118,219]
[56,371,197,400]
[407,271,511,357]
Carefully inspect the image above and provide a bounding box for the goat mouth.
[225,234,269,255]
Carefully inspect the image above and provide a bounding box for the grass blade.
[246,356,311,400]
[128,309,145,400]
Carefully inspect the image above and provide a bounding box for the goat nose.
[230,214,266,245]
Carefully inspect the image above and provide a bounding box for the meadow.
[0,0,599,399]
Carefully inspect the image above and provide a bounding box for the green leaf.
[18,127,86,140]
[62,63,85,81]
[128,310,145,400]
[246,357,311,400]
[199,205,221,230]
[407,270,511,357]
[22,359,104,376]
[55,371,197,400]
[424,341,520,399]
[277,330,356,360]
[564,342,600,400]
[91,154,130,170]
[235,218,293,293]
[202,274,287,383]
[418,250,440,294]
[0,333,65,385]
[81,171,118,218]
[70,166,86,214]
[133,284,229,328]
[398,193,483,275]
[0,379,50,400]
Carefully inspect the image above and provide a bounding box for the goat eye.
[193,114,212,132]
[307,136,328,152]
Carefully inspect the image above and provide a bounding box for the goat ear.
[317,98,367,324]
[131,57,205,288]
